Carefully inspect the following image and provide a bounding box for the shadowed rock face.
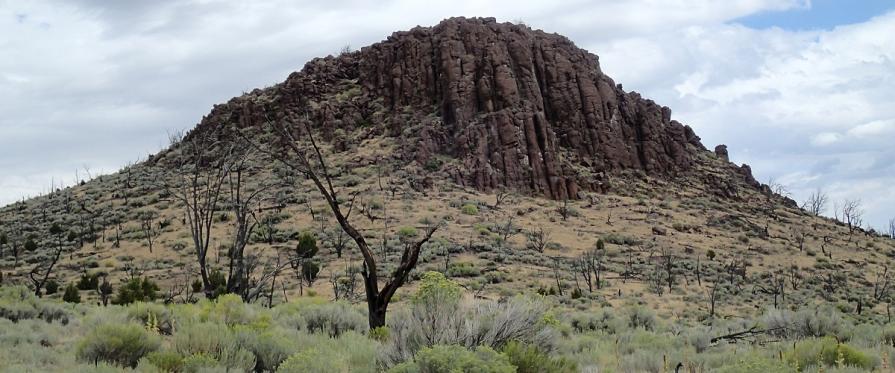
[198,17,708,200]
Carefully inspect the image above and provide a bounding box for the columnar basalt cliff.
[195,17,732,200]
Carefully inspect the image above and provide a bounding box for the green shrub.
[180,353,222,372]
[461,204,479,215]
[276,331,377,373]
[502,341,576,373]
[62,283,80,303]
[786,337,877,370]
[126,302,175,335]
[0,286,70,323]
[113,277,159,305]
[299,302,367,337]
[446,262,480,277]
[77,272,100,290]
[172,321,256,371]
[142,351,184,372]
[625,306,657,331]
[389,345,515,373]
[44,280,59,295]
[76,323,161,368]
[715,354,794,373]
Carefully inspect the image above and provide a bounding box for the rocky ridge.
[195,17,764,200]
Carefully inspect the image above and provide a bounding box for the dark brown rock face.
[354,17,704,199]
[197,17,706,200]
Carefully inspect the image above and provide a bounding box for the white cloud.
[811,132,842,146]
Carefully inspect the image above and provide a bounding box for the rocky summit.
[196,17,736,201]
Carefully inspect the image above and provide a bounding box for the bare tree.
[526,227,550,253]
[802,188,829,217]
[160,131,233,297]
[139,210,158,253]
[253,117,442,329]
[29,223,65,297]
[489,190,509,210]
[0,232,6,260]
[224,142,276,298]
[874,265,893,302]
[791,226,807,252]
[557,199,572,221]
[576,245,606,293]
[708,282,720,318]
[753,271,785,309]
[841,199,864,236]
[888,217,895,238]
[550,256,565,296]
[496,217,518,247]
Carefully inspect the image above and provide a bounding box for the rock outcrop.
[197,17,712,200]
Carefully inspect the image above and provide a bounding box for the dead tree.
[526,227,550,253]
[874,265,893,301]
[550,256,565,296]
[802,188,828,217]
[888,217,895,238]
[580,240,606,291]
[139,210,158,253]
[252,116,442,329]
[788,265,803,290]
[490,190,509,210]
[557,199,572,221]
[161,131,233,297]
[496,217,518,246]
[792,226,807,252]
[224,142,275,298]
[753,271,785,309]
[29,223,66,297]
[708,282,720,318]
[0,232,6,261]
[841,199,864,236]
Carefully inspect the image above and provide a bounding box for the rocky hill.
[0,17,891,323]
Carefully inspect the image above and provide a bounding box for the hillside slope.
[0,17,893,323]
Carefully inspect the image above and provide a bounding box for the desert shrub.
[624,306,657,331]
[300,302,367,337]
[389,345,515,373]
[113,277,159,305]
[446,262,480,277]
[881,323,895,346]
[195,293,270,329]
[245,329,300,371]
[76,323,161,368]
[786,337,877,370]
[603,233,641,246]
[0,286,70,323]
[277,331,377,373]
[278,347,351,373]
[141,351,184,372]
[461,204,479,215]
[77,272,100,290]
[207,269,228,299]
[62,283,80,303]
[44,280,59,295]
[180,353,223,372]
[172,322,256,371]
[502,341,577,373]
[570,309,624,334]
[382,281,556,368]
[763,307,851,340]
[126,302,175,335]
[714,354,794,373]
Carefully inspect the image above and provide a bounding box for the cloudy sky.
[1,0,893,228]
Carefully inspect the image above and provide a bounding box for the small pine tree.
[98,278,113,306]
[45,280,59,295]
[63,283,81,303]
